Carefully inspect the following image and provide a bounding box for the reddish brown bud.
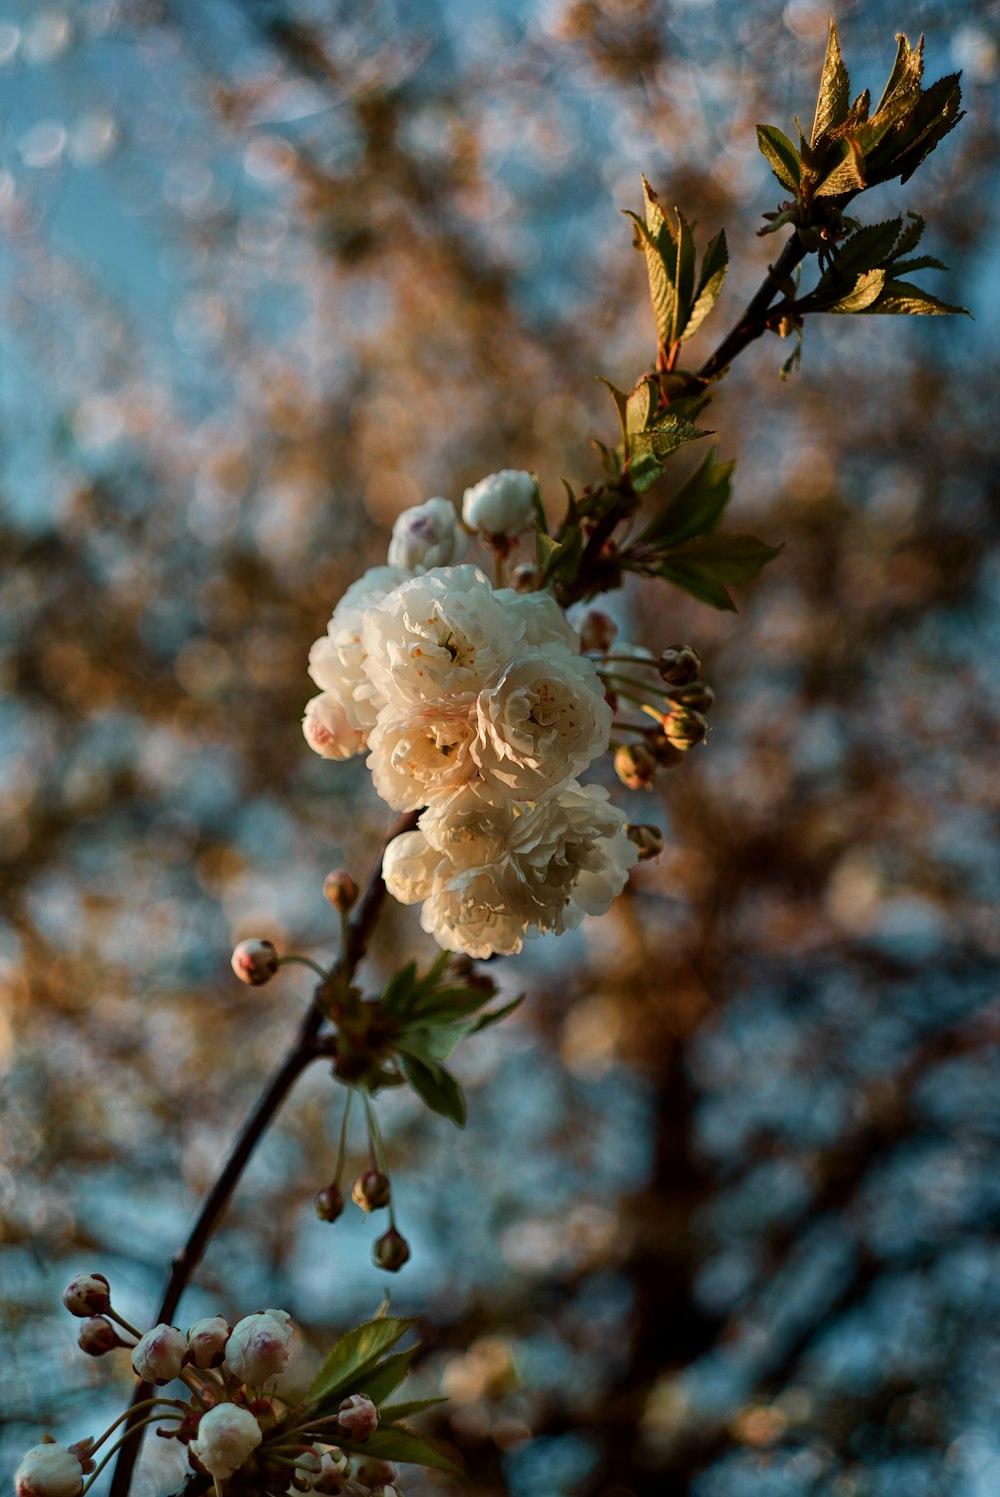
[313,1184,345,1223]
[372,1228,411,1273]
[658,645,702,686]
[78,1317,123,1357]
[62,1273,111,1318]
[614,742,657,791]
[509,562,539,592]
[230,939,279,986]
[323,870,359,914]
[663,709,708,750]
[626,824,666,861]
[578,610,618,653]
[352,1171,391,1212]
[665,680,715,713]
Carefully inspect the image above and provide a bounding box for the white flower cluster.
[304,485,637,957]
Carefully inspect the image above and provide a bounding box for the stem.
[277,955,329,980]
[334,1087,355,1186]
[84,1419,180,1493]
[92,1400,186,1452]
[108,811,419,1497]
[694,229,809,383]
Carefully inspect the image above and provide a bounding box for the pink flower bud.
[78,1316,124,1357]
[186,1315,231,1370]
[304,1446,351,1494]
[352,1457,397,1488]
[224,1308,293,1385]
[351,1171,391,1212]
[323,870,359,913]
[61,1273,111,1318]
[337,1393,379,1443]
[231,939,279,986]
[131,1323,187,1385]
[189,1403,262,1480]
[372,1228,410,1273]
[15,1444,86,1497]
[578,610,617,654]
[314,1184,345,1223]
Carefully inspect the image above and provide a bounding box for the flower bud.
[351,1171,390,1212]
[65,1442,94,1477]
[61,1272,111,1318]
[323,870,359,914]
[225,1308,293,1385]
[352,1458,397,1489]
[614,742,657,791]
[577,610,617,654]
[626,824,665,862]
[662,709,708,751]
[303,694,367,762]
[313,1184,345,1223]
[665,680,715,714]
[231,938,279,987]
[187,1316,231,1370]
[509,562,539,592]
[372,1228,411,1273]
[15,1444,86,1497]
[658,645,702,686]
[189,1403,263,1481]
[78,1316,124,1357]
[387,497,469,572]
[306,1446,351,1494]
[337,1393,379,1443]
[462,469,535,539]
[131,1324,187,1385]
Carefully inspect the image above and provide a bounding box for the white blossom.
[462,469,536,537]
[361,565,522,707]
[302,692,368,760]
[367,696,478,811]
[471,646,612,801]
[493,587,580,651]
[506,782,638,934]
[307,565,409,733]
[15,1446,85,1497]
[387,497,468,571]
[224,1308,292,1385]
[190,1404,262,1481]
[131,1323,187,1385]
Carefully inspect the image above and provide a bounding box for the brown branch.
[108,810,418,1497]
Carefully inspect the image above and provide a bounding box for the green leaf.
[873,33,924,120]
[672,209,698,346]
[657,533,784,612]
[756,124,801,191]
[681,229,728,340]
[811,20,850,146]
[814,137,866,196]
[638,446,735,547]
[625,375,658,439]
[345,1346,418,1406]
[398,1024,475,1062]
[379,962,418,1018]
[529,474,548,536]
[630,416,710,462]
[624,178,679,349]
[347,1426,463,1475]
[832,218,902,279]
[829,268,887,313]
[893,73,964,184]
[307,1317,418,1404]
[540,524,585,586]
[628,451,665,493]
[596,376,629,445]
[888,255,949,276]
[378,1397,449,1421]
[400,1053,467,1127]
[468,993,525,1033]
[871,280,971,316]
[888,211,925,260]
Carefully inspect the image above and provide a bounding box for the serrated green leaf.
[631,416,710,462]
[379,1397,449,1421]
[623,203,676,349]
[894,74,964,184]
[814,136,866,196]
[672,209,697,346]
[595,376,628,444]
[307,1317,418,1404]
[832,218,902,279]
[540,524,585,585]
[888,254,949,276]
[681,229,728,341]
[888,211,925,260]
[346,1426,463,1475]
[399,1024,475,1063]
[468,993,525,1033]
[400,1053,467,1127]
[756,124,801,191]
[379,962,418,1018]
[657,533,783,611]
[873,33,924,119]
[871,280,971,316]
[811,20,850,146]
[638,446,735,547]
[625,375,658,438]
[339,1346,417,1407]
[626,451,664,493]
[829,268,887,313]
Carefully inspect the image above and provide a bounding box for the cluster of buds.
[609,643,715,799]
[656,645,714,750]
[289,1441,400,1497]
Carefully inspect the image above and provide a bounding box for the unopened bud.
[662,710,708,750]
[462,469,535,539]
[353,1458,398,1488]
[614,742,657,791]
[313,1184,345,1223]
[658,645,701,686]
[338,1393,379,1443]
[78,1317,124,1357]
[577,610,617,654]
[509,562,539,592]
[15,1444,86,1497]
[62,1273,111,1318]
[225,1308,293,1385]
[323,870,359,913]
[131,1324,187,1385]
[352,1171,391,1212]
[186,1316,231,1370]
[626,824,665,861]
[665,680,714,713]
[372,1228,411,1273]
[231,938,279,987]
[310,1447,351,1494]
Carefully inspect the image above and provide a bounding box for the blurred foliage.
[2,2,999,1496]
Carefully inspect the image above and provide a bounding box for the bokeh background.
[2,1,999,1494]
